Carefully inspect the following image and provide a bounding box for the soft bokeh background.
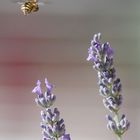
[0,0,140,140]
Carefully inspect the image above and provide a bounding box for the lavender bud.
[47,127,54,137]
[112,79,122,95]
[121,114,125,120]
[93,33,101,45]
[94,62,102,70]
[46,109,53,119]
[39,96,49,107]
[52,108,60,122]
[101,78,108,85]
[42,131,51,139]
[87,48,93,61]
[61,134,71,140]
[45,78,53,94]
[102,42,114,59]
[40,123,46,129]
[119,115,130,131]
[104,58,114,70]
[51,123,65,138]
[103,96,120,112]
[106,115,113,121]
[111,123,117,131]
[59,125,66,137]
[108,78,113,84]
[35,98,46,108]
[108,121,117,132]
[41,110,46,121]
[99,86,110,97]
[103,98,114,112]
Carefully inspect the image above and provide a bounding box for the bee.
[21,0,39,15]
[14,0,47,15]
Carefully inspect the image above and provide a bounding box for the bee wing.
[11,0,50,5]
[38,0,52,5]
[38,0,47,2]
[11,0,40,3]
[11,0,26,3]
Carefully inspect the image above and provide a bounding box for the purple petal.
[45,78,53,93]
[105,42,114,58]
[32,80,42,95]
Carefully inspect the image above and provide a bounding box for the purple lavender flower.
[32,79,56,108]
[32,78,71,140]
[87,33,130,139]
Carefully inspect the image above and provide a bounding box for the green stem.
[117,135,122,140]
[115,111,123,140]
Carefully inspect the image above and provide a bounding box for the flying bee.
[20,0,39,15]
[13,0,47,15]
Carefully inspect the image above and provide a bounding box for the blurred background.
[0,0,140,140]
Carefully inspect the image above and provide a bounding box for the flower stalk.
[87,33,130,139]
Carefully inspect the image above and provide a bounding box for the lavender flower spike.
[87,33,130,140]
[32,78,71,140]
